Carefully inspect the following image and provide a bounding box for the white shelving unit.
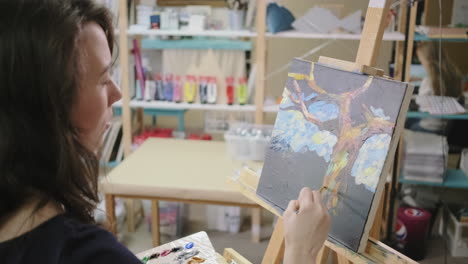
[114,100,256,112]
[116,0,408,157]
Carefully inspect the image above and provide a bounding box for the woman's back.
[0,214,140,264]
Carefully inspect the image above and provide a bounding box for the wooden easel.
[229,0,419,263]
[229,168,417,264]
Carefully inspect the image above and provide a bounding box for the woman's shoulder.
[61,215,141,263]
[0,214,141,264]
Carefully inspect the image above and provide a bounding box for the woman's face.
[71,22,121,152]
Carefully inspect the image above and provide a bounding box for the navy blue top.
[0,214,141,264]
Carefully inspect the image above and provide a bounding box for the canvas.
[257,58,412,252]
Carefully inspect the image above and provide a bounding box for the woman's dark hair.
[0,0,115,223]
[416,42,463,98]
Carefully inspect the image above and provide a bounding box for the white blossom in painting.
[351,134,391,192]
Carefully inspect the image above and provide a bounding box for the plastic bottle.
[237,77,248,105]
[184,75,196,103]
[207,76,217,104]
[154,73,164,101]
[164,73,173,102]
[199,76,208,104]
[173,75,182,103]
[226,77,234,105]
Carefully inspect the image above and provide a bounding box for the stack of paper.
[403,130,448,183]
[416,95,466,115]
[292,7,361,34]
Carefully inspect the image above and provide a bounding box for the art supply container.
[226,77,235,105]
[207,76,217,104]
[198,76,208,104]
[224,123,273,161]
[184,75,196,103]
[173,75,182,103]
[237,77,248,105]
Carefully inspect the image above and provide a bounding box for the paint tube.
[226,77,234,105]
[164,73,173,102]
[184,75,196,103]
[199,76,208,104]
[173,75,182,103]
[154,73,164,101]
[207,76,217,104]
[237,77,248,105]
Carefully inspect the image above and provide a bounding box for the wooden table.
[101,138,263,246]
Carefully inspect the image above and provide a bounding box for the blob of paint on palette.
[185,242,194,249]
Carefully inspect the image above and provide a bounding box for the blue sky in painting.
[351,134,391,192]
[271,109,338,162]
[308,101,339,122]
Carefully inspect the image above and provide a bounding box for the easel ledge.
[227,168,418,264]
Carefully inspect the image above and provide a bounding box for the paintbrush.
[319,186,328,193]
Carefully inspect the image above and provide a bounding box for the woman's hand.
[283,187,331,264]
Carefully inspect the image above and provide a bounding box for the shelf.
[399,169,468,189]
[113,100,256,112]
[407,111,468,120]
[126,27,257,38]
[263,105,280,113]
[141,38,252,50]
[101,161,120,168]
[265,31,405,41]
[123,27,405,41]
[414,33,468,42]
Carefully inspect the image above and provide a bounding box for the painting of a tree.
[257,59,411,251]
[270,62,395,210]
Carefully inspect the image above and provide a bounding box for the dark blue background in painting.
[257,58,408,251]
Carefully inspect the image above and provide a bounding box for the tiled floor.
[120,220,467,263]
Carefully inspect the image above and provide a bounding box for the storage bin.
[444,206,468,257]
[224,123,273,161]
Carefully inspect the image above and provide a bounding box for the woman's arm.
[283,187,331,264]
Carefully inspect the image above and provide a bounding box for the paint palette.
[136,232,218,264]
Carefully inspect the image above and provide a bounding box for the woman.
[412,42,464,134]
[0,1,330,263]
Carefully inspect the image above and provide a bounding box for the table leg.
[251,207,261,243]
[105,194,117,235]
[126,199,136,233]
[151,200,160,246]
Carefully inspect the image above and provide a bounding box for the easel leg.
[105,194,117,235]
[316,246,331,264]
[251,207,261,243]
[370,195,384,240]
[151,199,160,246]
[336,252,352,264]
[261,218,284,264]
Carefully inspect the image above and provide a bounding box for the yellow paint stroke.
[364,167,377,176]
[288,73,309,80]
[312,131,327,144]
[309,63,316,81]
[332,195,339,208]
